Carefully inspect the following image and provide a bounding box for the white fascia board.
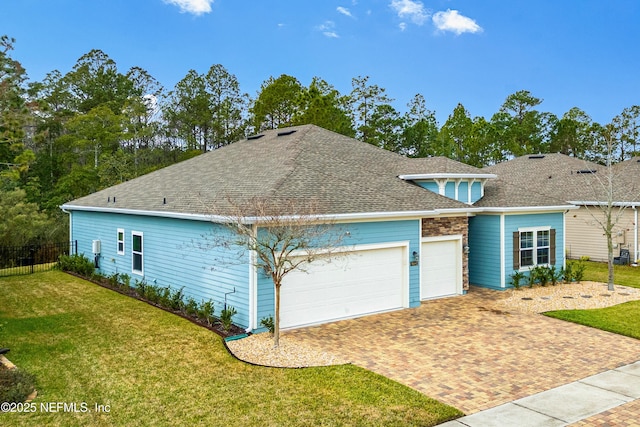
[399,173,497,180]
[62,202,581,222]
[478,205,579,213]
[60,204,443,224]
[568,201,640,208]
[433,207,483,216]
[60,204,220,222]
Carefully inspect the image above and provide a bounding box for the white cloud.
[163,0,213,16]
[337,6,352,17]
[399,22,407,31]
[432,9,482,35]
[317,21,339,38]
[389,0,429,25]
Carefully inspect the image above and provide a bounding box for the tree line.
[1,35,638,246]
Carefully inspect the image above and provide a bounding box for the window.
[513,228,555,270]
[117,229,125,255]
[132,231,143,275]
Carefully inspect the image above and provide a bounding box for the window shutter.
[513,231,520,270]
[550,228,556,265]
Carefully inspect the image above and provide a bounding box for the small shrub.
[184,296,199,317]
[168,287,185,311]
[108,273,120,288]
[510,271,525,290]
[57,254,95,277]
[526,268,537,288]
[135,279,147,298]
[220,306,237,331]
[145,285,161,304]
[534,266,549,286]
[548,266,562,286]
[0,368,36,403]
[120,274,131,290]
[260,315,275,334]
[198,300,215,326]
[562,263,573,283]
[573,260,586,283]
[158,287,172,307]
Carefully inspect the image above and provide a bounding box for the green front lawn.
[581,260,640,288]
[545,261,640,339]
[0,271,461,426]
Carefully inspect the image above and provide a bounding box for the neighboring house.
[61,125,572,331]
[484,153,640,264]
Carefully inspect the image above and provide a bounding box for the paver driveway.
[283,287,640,415]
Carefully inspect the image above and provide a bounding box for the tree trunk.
[608,243,615,291]
[606,216,615,291]
[274,278,281,348]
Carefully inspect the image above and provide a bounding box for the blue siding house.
[62,125,576,331]
[469,212,566,289]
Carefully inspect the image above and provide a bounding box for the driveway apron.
[283,287,640,415]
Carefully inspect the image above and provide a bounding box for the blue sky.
[2,0,638,125]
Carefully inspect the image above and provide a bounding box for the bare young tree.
[578,124,639,290]
[208,196,348,347]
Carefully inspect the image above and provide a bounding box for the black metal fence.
[0,241,77,277]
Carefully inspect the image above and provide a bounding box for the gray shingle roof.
[612,157,640,203]
[403,156,488,174]
[478,153,640,207]
[64,124,473,217]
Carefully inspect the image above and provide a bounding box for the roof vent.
[577,169,597,174]
[247,134,264,140]
[528,155,545,159]
[277,130,297,137]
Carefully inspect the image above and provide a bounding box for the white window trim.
[117,228,125,255]
[132,231,144,276]
[518,226,551,270]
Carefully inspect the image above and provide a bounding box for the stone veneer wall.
[422,217,469,291]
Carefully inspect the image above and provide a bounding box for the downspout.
[634,206,638,265]
[564,210,568,270]
[500,214,505,288]
[61,208,73,253]
[247,223,258,333]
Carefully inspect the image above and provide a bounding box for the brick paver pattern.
[569,399,640,427]
[283,287,640,417]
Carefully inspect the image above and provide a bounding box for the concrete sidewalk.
[441,361,640,426]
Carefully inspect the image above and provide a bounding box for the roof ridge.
[269,125,312,197]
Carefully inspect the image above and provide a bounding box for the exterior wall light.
[410,251,419,266]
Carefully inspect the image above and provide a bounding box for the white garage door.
[280,245,406,329]
[421,239,461,299]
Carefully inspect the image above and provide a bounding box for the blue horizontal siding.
[255,219,421,327]
[416,181,440,194]
[470,212,566,290]
[444,182,455,199]
[468,215,502,289]
[458,181,469,203]
[505,212,565,278]
[470,182,482,203]
[71,211,251,328]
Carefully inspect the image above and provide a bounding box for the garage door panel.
[421,239,460,300]
[280,246,406,328]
